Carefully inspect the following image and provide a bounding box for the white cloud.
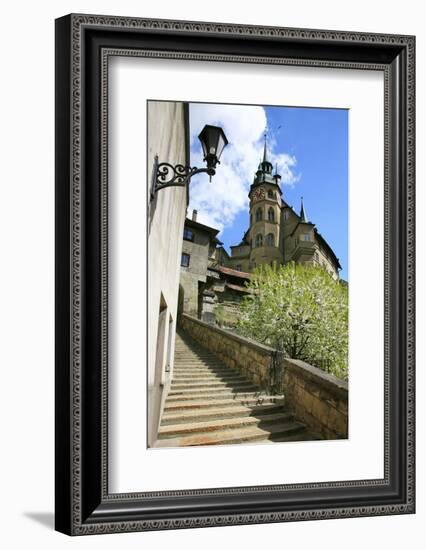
[188,103,299,233]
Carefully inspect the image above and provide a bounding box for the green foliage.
[237,263,348,380]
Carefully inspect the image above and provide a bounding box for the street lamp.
[150,124,228,200]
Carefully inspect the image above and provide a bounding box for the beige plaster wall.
[147,101,188,445]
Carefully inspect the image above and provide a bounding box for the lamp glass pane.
[216,132,226,159]
[199,131,208,157]
[206,126,218,155]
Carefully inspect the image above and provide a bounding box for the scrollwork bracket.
[150,155,215,200]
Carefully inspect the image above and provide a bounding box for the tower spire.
[300,196,308,222]
[263,130,268,163]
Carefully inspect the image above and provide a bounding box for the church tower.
[248,136,283,269]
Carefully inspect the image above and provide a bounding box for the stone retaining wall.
[282,358,348,439]
[179,314,348,439]
[180,314,280,393]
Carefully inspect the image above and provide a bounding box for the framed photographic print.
[55,14,415,535]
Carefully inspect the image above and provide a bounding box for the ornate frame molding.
[55,14,415,535]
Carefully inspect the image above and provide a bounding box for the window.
[181,253,190,267]
[255,208,262,222]
[183,228,194,241]
[268,207,275,222]
[284,210,290,220]
[268,190,275,199]
[303,233,310,241]
[266,233,274,246]
[255,234,263,247]
[235,264,242,272]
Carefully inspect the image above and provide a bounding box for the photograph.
[148,100,349,448]
[53,12,415,536]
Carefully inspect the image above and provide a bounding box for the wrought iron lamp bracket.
[150,155,216,200]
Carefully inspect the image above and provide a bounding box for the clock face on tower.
[252,187,265,203]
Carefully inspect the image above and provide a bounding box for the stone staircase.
[154,330,319,447]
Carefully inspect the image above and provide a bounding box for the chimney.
[192,209,198,222]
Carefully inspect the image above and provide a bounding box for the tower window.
[303,233,310,241]
[266,233,274,247]
[268,190,275,199]
[255,208,263,222]
[183,228,194,241]
[181,253,190,267]
[268,207,275,222]
[255,234,263,248]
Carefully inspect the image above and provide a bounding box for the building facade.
[226,140,342,279]
[179,210,222,319]
[179,211,252,326]
[147,100,189,446]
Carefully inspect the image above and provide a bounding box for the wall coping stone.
[181,313,277,355]
[283,358,348,395]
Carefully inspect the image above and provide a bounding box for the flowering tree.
[237,263,348,380]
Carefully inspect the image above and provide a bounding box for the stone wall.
[281,358,348,439]
[180,313,348,440]
[180,313,281,393]
[147,100,188,446]
[179,271,200,317]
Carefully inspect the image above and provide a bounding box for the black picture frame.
[55,13,415,535]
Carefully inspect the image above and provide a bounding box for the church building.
[225,139,342,280]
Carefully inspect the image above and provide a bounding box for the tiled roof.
[210,265,252,279]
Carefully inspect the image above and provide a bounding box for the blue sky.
[189,103,348,280]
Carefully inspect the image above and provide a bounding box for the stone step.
[174,361,228,368]
[161,403,288,425]
[166,388,262,400]
[158,411,295,439]
[174,359,223,364]
[172,374,246,383]
[168,384,261,398]
[171,380,249,390]
[175,352,215,356]
[173,364,235,371]
[164,395,284,411]
[174,358,223,364]
[174,364,225,368]
[175,351,220,356]
[172,369,238,376]
[155,419,306,447]
[175,358,222,362]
